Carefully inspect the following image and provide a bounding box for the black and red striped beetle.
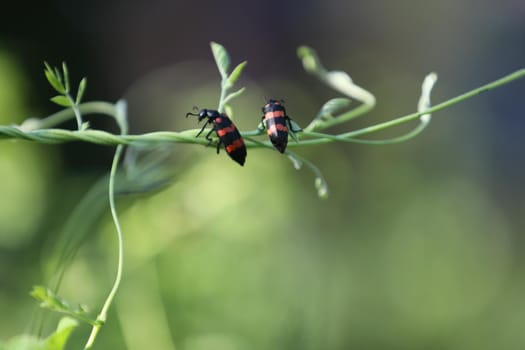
[261,99,299,153]
[186,108,247,166]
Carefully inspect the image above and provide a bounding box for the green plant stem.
[66,94,84,130]
[221,87,246,108]
[22,102,117,130]
[294,68,525,145]
[285,150,329,198]
[83,143,125,349]
[84,102,128,350]
[2,69,524,148]
[301,120,429,145]
[217,81,229,113]
[297,46,376,131]
[306,103,373,132]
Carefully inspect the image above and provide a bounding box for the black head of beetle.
[186,108,221,122]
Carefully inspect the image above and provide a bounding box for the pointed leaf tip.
[50,95,72,107]
[62,62,70,93]
[43,317,78,350]
[226,60,247,87]
[44,64,66,94]
[210,41,230,79]
[76,77,87,104]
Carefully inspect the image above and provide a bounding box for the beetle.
[186,108,246,166]
[261,99,299,153]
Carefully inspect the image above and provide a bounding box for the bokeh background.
[1,0,524,349]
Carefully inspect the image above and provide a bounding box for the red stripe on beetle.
[217,125,237,137]
[264,111,285,119]
[226,139,245,153]
[267,124,288,134]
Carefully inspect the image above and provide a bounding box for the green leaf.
[61,62,70,93]
[222,87,246,106]
[80,121,90,131]
[76,77,87,104]
[30,286,96,325]
[44,63,65,94]
[225,60,247,88]
[53,67,63,88]
[43,61,52,71]
[31,285,68,313]
[42,317,78,350]
[50,96,72,107]
[210,41,230,79]
[0,335,41,350]
[0,317,77,350]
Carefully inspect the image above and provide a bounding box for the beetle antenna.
[192,105,199,112]
[186,112,199,118]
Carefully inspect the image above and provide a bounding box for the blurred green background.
[1,0,524,349]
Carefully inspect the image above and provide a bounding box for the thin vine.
[83,100,128,349]
[2,68,523,147]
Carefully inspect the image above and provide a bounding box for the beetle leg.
[205,127,215,146]
[257,115,268,132]
[287,116,302,133]
[196,120,209,137]
[216,139,222,154]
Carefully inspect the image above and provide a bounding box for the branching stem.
[3,68,523,148]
